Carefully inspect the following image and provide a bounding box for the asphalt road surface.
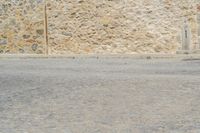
[0,58,200,133]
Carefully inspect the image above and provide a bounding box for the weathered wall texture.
[47,0,198,54]
[0,0,45,54]
[0,0,199,54]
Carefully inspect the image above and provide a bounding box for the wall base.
[176,50,200,54]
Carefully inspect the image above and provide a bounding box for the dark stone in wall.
[36,29,44,35]
[23,35,31,39]
[32,44,38,51]
[0,39,7,45]
[19,48,25,53]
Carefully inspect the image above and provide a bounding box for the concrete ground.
[0,58,200,133]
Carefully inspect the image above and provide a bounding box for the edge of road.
[0,54,200,60]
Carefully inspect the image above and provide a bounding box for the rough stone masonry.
[0,0,199,54]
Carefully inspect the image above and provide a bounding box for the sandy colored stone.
[0,0,46,54]
[47,0,199,54]
[0,0,199,54]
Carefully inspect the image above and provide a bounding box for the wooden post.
[44,0,49,55]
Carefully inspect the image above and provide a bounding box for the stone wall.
[0,0,199,54]
[0,0,45,54]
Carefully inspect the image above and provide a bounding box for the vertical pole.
[182,18,191,50]
[44,0,49,55]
